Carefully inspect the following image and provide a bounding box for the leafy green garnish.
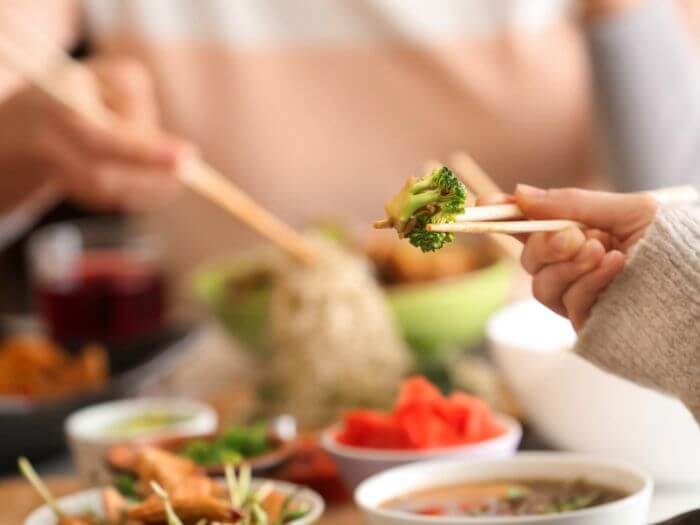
[113,473,139,500]
[179,423,272,466]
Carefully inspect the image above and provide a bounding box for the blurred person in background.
[0,0,699,301]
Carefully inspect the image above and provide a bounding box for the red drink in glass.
[29,221,167,344]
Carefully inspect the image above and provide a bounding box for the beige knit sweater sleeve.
[575,207,700,422]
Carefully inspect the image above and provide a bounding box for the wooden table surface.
[0,475,360,524]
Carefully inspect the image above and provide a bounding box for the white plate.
[25,479,325,525]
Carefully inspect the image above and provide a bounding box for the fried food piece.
[106,443,138,473]
[102,487,128,525]
[127,493,240,524]
[171,475,227,499]
[0,335,108,399]
[260,489,287,523]
[135,447,201,495]
[58,517,94,525]
[367,239,486,285]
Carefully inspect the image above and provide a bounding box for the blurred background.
[1,0,700,522]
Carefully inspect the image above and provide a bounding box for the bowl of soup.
[356,453,652,525]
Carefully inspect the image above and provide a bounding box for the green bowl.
[384,260,513,361]
[194,252,514,363]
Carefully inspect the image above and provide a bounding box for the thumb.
[515,185,658,239]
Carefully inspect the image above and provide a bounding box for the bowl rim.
[25,479,325,525]
[380,257,513,294]
[320,413,522,461]
[485,298,576,353]
[193,243,513,299]
[105,430,297,475]
[64,396,218,444]
[354,452,653,524]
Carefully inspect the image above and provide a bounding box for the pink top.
[1,0,698,276]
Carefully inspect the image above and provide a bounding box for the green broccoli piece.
[383,166,466,252]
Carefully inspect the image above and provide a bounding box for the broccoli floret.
[383,166,466,252]
[408,213,454,252]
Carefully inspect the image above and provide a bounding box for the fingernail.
[575,239,602,270]
[576,243,596,270]
[516,184,546,198]
[549,228,577,254]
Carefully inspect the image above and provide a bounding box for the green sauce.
[102,410,193,439]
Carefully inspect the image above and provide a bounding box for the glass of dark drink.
[28,220,167,345]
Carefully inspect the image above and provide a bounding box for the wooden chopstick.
[373,205,522,229]
[456,204,523,222]
[377,182,699,235]
[428,220,584,235]
[449,153,524,259]
[374,150,700,237]
[176,157,316,263]
[375,181,700,236]
[450,152,503,196]
[0,6,316,264]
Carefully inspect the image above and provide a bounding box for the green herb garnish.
[113,473,139,500]
[179,423,272,466]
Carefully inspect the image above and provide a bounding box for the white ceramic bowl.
[65,397,218,484]
[322,413,521,490]
[487,299,700,485]
[25,480,325,525]
[356,452,653,525]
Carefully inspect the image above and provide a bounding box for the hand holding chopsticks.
[374,153,699,257]
[0,5,316,264]
[427,184,699,235]
[376,178,699,236]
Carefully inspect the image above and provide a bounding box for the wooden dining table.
[2,325,699,525]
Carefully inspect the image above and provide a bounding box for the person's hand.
[482,186,659,331]
[0,56,188,211]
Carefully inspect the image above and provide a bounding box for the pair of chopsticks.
[446,153,524,260]
[0,6,316,264]
[377,152,699,236]
[427,184,699,235]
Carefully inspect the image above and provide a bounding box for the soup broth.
[383,479,627,517]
